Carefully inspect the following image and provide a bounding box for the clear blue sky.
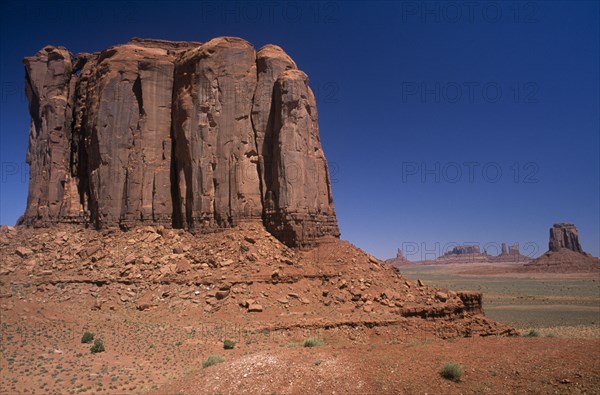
[1,1,598,259]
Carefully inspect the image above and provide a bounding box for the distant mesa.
[443,245,481,256]
[385,242,531,266]
[387,223,598,274]
[524,223,599,273]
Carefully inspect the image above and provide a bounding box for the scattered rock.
[560,379,572,384]
[435,292,448,302]
[176,259,191,273]
[215,290,230,300]
[248,304,263,312]
[15,247,33,258]
[220,259,234,267]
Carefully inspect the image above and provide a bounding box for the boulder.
[15,246,33,258]
[248,303,263,312]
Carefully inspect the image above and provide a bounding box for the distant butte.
[524,223,599,273]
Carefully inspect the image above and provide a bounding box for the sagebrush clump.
[303,337,325,348]
[523,329,540,337]
[440,362,463,382]
[90,339,105,354]
[81,331,94,344]
[202,355,225,368]
[223,339,235,349]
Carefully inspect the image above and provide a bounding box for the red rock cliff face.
[19,37,340,248]
[171,37,261,230]
[23,46,79,224]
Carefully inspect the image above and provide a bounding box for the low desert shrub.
[523,329,540,337]
[202,355,225,368]
[90,339,105,354]
[81,331,94,344]
[223,339,235,350]
[440,362,463,382]
[303,337,325,348]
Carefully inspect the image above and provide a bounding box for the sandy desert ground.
[1,226,599,394]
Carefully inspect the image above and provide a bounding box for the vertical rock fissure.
[67,67,87,225]
[132,75,144,117]
[249,93,265,218]
[212,175,218,228]
[169,115,182,228]
[263,94,278,204]
[120,168,129,228]
[151,174,156,221]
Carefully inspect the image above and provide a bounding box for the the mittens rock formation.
[19,37,339,248]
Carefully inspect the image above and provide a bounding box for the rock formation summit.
[548,223,583,253]
[19,37,339,249]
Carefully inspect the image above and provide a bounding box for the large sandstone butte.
[19,37,339,248]
[524,223,599,272]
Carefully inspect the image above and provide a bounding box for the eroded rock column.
[22,46,81,225]
[172,37,262,230]
[265,69,340,248]
[83,44,176,228]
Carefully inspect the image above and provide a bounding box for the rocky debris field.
[0,223,512,336]
[0,223,521,394]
